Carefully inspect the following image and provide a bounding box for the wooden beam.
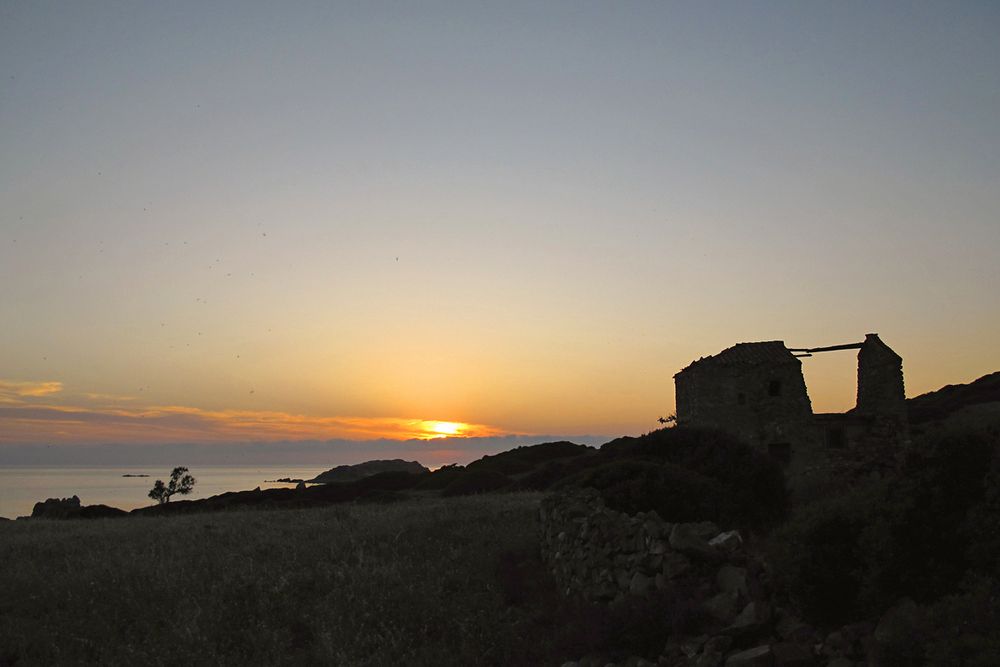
[788,342,865,354]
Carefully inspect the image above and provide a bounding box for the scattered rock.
[825,659,853,667]
[670,523,724,561]
[770,642,814,667]
[724,645,772,666]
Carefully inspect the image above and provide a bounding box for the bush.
[466,441,593,476]
[771,427,1000,625]
[598,427,787,527]
[413,464,467,491]
[441,469,512,497]
[768,484,878,625]
[558,460,732,524]
[923,574,1000,666]
[510,456,598,492]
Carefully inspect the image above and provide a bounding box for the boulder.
[873,598,920,645]
[716,565,748,597]
[670,523,723,561]
[703,590,741,624]
[770,643,814,667]
[705,636,733,655]
[774,612,816,644]
[689,521,721,540]
[662,552,692,579]
[870,599,924,667]
[679,635,708,658]
[724,645,773,666]
[721,602,771,641]
[709,530,743,553]
[629,572,653,596]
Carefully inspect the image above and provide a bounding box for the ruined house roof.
[675,341,797,375]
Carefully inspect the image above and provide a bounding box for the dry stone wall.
[539,488,742,603]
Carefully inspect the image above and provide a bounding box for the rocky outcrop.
[31,495,81,518]
[30,496,127,519]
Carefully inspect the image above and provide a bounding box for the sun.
[427,421,464,437]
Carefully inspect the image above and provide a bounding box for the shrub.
[413,464,466,490]
[599,427,787,527]
[768,485,877,624]
[441,469,512,497]
[510,456,597,491]
[467,441,593,476]
[558,460,732,524]
[771,427,1000,625]
[923,574,1000,666]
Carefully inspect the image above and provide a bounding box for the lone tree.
[148,466,196,504]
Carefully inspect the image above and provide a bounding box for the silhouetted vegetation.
[556,460,727,523]
[466,441,592,476]
[770,426,1000,627]
[554,427,787,528]
[441,469,512,496]
[148,466,196,504]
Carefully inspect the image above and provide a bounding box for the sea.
[0,465,332,520]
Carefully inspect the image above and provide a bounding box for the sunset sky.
[1,2,998,461]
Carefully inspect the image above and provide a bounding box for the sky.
[1,2,998,463]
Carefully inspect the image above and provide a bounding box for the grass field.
[0,493,581,666]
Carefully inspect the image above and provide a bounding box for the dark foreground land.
[0,494,572,665]
[4,373,1000,665]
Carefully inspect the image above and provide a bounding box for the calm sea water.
[0,465,331,519]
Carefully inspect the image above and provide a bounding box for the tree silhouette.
[148,466,196,504]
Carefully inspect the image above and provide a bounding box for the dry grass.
[0,493,564,666]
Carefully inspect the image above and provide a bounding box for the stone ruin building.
[673,333,907,478]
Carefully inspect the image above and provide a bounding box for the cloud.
[0,400,508,445]
[0,380,63,403]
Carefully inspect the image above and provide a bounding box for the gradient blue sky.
[1,2,998,456]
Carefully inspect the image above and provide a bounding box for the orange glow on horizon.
[0,382,508,444]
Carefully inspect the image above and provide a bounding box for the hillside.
[907,371,1000,424]
[309,459,428,484]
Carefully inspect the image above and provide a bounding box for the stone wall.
[539,488,742,603]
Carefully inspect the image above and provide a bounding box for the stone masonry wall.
[539,488,741,603]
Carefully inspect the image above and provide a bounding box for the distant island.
[120,474,149,477]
